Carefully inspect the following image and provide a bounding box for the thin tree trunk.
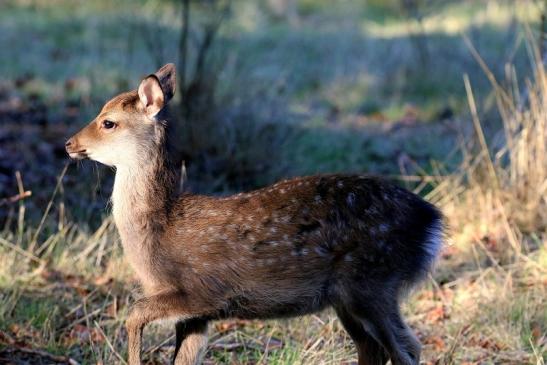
[179,0,190,100]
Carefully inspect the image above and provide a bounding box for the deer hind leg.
[339,289,421,365]
[173,318,209,365]
[355,306,420,365]
[125,292,204,365]
[335,307,388,365]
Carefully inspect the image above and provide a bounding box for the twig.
[16,171,26,246]
[441,323,472,364]
[30,163,69,251]
[0,330,80,364]
[93,321,127,365]
[463,74,500,190]
[0,191,32,206]
[144,334,175,355]
[179,160,187,193]
[179,0,190,95]
[0,237,44,264]
[0,348,80,365]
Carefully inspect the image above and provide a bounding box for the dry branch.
[0,191,32,206]
[0,330,80,365]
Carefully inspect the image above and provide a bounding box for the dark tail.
[398,196,444,294]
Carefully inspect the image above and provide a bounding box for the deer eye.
[102,120,116,129]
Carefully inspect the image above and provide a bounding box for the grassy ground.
[0,0,545,364]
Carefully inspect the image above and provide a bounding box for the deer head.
[65,63,176,168]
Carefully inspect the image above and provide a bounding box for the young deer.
[66,64,443,365]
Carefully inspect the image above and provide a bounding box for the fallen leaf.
[93,274,113,286]
[423,335,446,351]
[68,324,104,345]
[425,304,446,323]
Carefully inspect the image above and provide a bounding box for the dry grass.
[1,42,546,365]
[413,36,547,364]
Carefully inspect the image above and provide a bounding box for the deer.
[65,63,443,365]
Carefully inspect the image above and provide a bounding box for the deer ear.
[154,63,176,104]
[137,63,177,118]
[138,75,164,118]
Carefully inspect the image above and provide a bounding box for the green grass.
[0,0,539,131]
[0,0,539,194]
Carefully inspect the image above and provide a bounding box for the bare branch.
[0,190,32,206]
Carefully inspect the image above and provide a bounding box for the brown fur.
[66,64,443,365]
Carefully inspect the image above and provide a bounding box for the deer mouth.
[67,149,88,160]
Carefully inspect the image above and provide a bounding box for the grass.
[0,0,540,203]
[1,0,546,363]
[1,48,546,365]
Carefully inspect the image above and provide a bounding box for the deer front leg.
[125,292,207,365]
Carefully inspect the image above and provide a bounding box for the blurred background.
[0,0,545,364]
[0,0,540,224]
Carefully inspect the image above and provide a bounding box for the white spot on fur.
[347,192,355,206]
[301,248,309,255]
[337,181,344,188]
[314,246,327,256]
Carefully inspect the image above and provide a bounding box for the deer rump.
[155,174,443,321]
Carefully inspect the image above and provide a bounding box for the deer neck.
[111,138,176,249]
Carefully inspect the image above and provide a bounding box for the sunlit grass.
[363,1,542,38]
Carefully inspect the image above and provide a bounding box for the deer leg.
[335,307,388,365]
[126,292,207,365]
[346,300,421,365]
[173,318,209,365]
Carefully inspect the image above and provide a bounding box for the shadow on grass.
[0,2,533,230]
